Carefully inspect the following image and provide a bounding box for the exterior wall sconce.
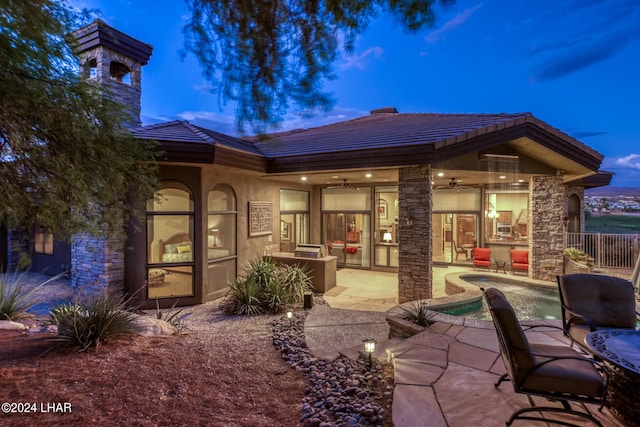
[363,338,376,369]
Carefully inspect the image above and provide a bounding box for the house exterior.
[2,21,612,308]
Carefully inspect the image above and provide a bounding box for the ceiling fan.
[327,179,349,189]
[434,177,472,190]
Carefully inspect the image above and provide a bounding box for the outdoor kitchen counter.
[269,252,337,293]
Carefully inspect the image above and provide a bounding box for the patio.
[308,268,626,426]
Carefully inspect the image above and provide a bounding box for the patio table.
[586,329,640,427]
[492,259,508,274]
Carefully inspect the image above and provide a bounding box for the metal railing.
[565,232,640,270]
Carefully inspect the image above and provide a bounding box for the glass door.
[323,212,371,269]
[432,212,477,265]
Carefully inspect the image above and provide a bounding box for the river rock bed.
[272,310,394,427]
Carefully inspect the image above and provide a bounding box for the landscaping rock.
[273,310,392,426]
[0,320,28,330]
[132,315,177,336]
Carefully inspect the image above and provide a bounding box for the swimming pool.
[436,275,562,321]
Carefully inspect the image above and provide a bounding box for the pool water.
[438,277,562,321]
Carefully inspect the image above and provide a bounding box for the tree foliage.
[183,0,453,134]
[0,0,158,238]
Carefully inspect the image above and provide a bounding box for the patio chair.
[482,287,608,426]
[556,274,639,351]
[510,249,529,275]
[473,247,491,270]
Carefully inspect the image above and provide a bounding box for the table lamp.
[383,232,392,243]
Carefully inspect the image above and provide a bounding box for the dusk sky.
[75,0,640,187]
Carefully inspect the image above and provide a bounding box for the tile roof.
[130,120,264,156]
[252,112,536,158]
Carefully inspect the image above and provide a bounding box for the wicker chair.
[483,287,608,426]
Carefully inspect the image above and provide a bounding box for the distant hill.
[585,186,640,197]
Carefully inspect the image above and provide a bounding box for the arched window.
[207,184,237,295]
[146,181,194,298]
[109,61,131,84]
[82,58,97,80]
[568,194,581,233]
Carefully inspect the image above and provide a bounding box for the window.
[207,184,237,295]
[485,191,529,243]
[34,227,54,255]
[568,194,581,233]
[109,61,131,84]
[279,189,310,252]
[146,182,194,298]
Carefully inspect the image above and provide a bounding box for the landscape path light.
[286,309,293,326]
[363,338,376,369]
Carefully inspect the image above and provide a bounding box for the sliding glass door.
[322,186,371,269]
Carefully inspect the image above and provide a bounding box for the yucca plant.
[0,271,63,320]
[54,293,138,351]
[245,257,278,288]
[223,258,311,315]
[48,302,83,325]
[277,263,312,303]
[224,276,264,315]
[399,299,436,327]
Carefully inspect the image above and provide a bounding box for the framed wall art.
[249,201,273,237]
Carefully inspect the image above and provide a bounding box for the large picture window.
[146,182,195,298]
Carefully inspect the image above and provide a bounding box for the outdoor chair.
[473,248,491,270]
[556,274,639,351]
[482,287,608,426]
[510,249,529,274]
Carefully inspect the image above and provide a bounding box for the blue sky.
[75,0,640,187]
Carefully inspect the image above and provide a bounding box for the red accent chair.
[473,248,491,270]
[510,250,529,274]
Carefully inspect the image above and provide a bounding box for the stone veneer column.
[398,165,433,302]
[71,228,125,297]
[529,174,565,281]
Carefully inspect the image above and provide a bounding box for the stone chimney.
[73,19,153,127]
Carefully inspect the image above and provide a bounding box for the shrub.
[54,293,138,351]
[398,299,436,327]
[0,271,61,320]
[223,257,311,315]
[563,248,594,267]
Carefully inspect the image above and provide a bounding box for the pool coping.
[386,271,560,337]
